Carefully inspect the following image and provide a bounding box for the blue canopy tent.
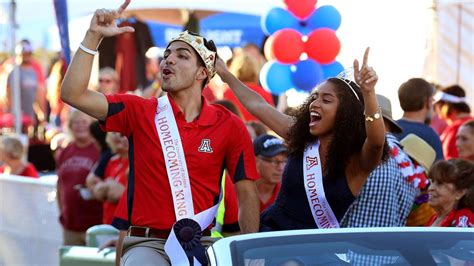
[146,12,266,48]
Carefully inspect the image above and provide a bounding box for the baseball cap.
[254,134,287,157]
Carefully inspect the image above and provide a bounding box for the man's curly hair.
[287,78,388,180]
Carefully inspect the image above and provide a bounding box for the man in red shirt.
[253,134,287,212]
[60,1,259,265]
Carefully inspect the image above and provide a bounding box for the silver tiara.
[336,67,360,101]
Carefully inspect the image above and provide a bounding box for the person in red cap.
[60,1,259,265]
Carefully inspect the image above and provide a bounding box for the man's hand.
[86,173,102,191]
[98,237,118,252]
[88,0,134,40]
[92,182,109,201]
[61,1,133,120]
[105,180,126,203]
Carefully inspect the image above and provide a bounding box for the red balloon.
[284,0,317,19]
[272,29,304,64]
[305,28,341,64]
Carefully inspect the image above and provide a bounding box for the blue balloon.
[322,61,344,79]
[296,22,312,35]
[291,59,324,92]
[307,5,342,31]
[260,61,294,95]
[261,7,300,35]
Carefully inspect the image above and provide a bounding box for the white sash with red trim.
[303,141,340,229]
[156,96,219,265]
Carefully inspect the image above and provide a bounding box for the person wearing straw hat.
[341,95,422,227]
[400,134,437,173]
[401,134,438,226]
[395,78,443,161]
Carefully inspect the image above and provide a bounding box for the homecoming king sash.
[303,141,340,228]
[156,96,219,265]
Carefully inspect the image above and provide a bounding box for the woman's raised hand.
[215,55,229,78]
[353,47,378,94]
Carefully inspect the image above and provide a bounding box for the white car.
[207,227,474,265]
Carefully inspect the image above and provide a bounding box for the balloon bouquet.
[260,0,344,95]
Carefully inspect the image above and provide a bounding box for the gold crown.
[169,31,217,80]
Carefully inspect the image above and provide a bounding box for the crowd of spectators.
[0,31,473,259]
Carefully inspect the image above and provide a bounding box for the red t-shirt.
[260,183,281,212]
[56,142,102,231]
[0,162,39,178]
[223,83,274,122]
[20,162,39,178]
[426,208,474,227]
[102,155,129,225]
[101,94,258,230]
[440,117,473,159]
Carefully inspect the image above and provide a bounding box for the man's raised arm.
[61,1,134,121]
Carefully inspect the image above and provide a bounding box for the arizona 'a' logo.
[306,156,318,170]
[457,216,469,227]
[198,139,213,153]
[156,104,168,114]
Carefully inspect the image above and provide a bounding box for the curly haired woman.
[217,48,387,230]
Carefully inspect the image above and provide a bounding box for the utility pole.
[10,0,22,134]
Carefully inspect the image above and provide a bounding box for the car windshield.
[229,231,474,265]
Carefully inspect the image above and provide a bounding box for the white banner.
[0,174,62,266]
